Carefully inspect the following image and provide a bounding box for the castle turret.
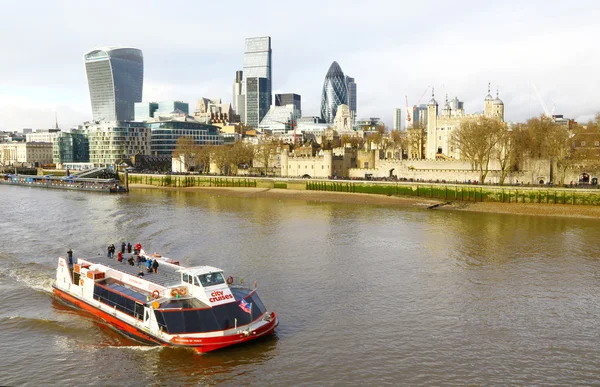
[441,94,451,117]
[484,82,494,117]
[281,148,289,177]
[493,89,504,121]
[426,88,439,159]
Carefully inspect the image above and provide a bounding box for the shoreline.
[128,184,600,220]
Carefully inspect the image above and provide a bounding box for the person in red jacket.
[117,251,123,262]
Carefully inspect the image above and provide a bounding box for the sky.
[1,0,599,131]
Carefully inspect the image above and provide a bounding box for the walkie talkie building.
[84,47,143,122]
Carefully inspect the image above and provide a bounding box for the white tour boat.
[52,247,278,353]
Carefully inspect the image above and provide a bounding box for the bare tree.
[407,125,426,159]
[173,136,201,172]
[228,141,254,174]
[255,137,277,176]
[452,116,506,183]
[211,145,231,175]
[522,115,576,184]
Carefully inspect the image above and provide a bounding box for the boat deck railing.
[84,256,182,288]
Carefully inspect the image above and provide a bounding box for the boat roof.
[185,266,223,276]
[83,256,182,288]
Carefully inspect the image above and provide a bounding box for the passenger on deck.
[138,267,144,277]
[117,251,123,262]
[107,245,111,257]
[121,242,126,254]
[67,249,73,266]
[152,259,159,274]
[127,243,132,253]
[135,242,142,253]
[110,244,116,258]
[128,256,135,266]
[146,259,153,273]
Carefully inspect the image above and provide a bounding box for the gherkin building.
[320,61,348,124]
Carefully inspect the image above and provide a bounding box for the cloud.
[0,0,599,129]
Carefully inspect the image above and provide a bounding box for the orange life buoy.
[178,287,187,296]
[226,276,234,285]
[170,289,178,297]
[79,279,84,286]
[152,290,160,299]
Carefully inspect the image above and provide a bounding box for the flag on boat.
[239,299,252,314]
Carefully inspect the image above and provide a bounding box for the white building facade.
[0,142,53,165]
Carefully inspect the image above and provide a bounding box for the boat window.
[193,276,200,286]
[183,273,189,283]
[198,272,225,287]
[154,292,266,334]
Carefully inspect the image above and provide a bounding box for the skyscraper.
[84,47,143,122]
[275,93,301,115]
[242,37,272,109]
[245,77,270,128]
[320,61,348,124]
[345,76,357,116]
[393,108,402,131]
[232,70,244,117]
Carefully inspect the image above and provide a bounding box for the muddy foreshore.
[128,184,600,220]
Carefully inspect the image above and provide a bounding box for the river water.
[1,185,600,386]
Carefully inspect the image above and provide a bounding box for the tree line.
[452,114,600,184]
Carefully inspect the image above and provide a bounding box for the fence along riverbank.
[123,173,600,206]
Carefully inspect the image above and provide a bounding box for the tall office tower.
[320,61,348,124]
[245,77,270,128]
[345,76,357,116]
[233,70,244,117]
[393,108,402,131]
[242,37,272,111]
[84,47,143,122]
[275,93,301,115]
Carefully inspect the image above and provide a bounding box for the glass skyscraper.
[345,76,357,116]
[245,77,270,128]
[84,47,144,122]
[275,93,301,115]
[242,37,272,124]
[320,61,348,124]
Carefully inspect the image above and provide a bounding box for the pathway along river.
[2,185,600,386]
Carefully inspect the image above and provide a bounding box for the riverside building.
[84,47,144,122]
[86,121,150,166]
[52,130,90,164]
[147,116,223,156]
[0,142,53,166]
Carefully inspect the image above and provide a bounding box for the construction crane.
[531,82,552,118]
[272,119,298,146]
[405,95,411,126]
[405,86,430,129]
[416,86,430,106]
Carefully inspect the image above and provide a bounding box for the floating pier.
[0,174,128,193]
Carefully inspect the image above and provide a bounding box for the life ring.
[170,289,178,297]
[178,287,187,296]
[152,290,160,299]
[79,279,84,286]
[226,276,234,285]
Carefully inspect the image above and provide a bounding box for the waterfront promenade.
[124,173,600,216]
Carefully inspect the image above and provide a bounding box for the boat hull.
[52,286,278,353]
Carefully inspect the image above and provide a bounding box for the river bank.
[129,184,600,219]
